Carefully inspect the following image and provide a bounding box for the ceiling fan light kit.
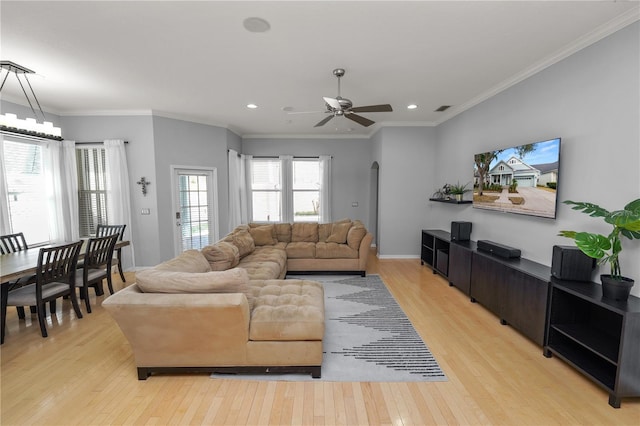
[298,68,392,128]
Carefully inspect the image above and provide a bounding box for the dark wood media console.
[421,229,640,407]
[421,229,549,345]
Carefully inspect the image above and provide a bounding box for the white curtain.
[319,155,332,223]
[228,149,249,230]
[244,154,253,223]
[104,139,135,268]
[45,140,79,242]
[0,136,11,235]
[280,155,293,222]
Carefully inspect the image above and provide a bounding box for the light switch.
[352,202,358,207]
[141,208,150,215]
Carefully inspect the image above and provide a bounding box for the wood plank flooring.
[1,251,638,425]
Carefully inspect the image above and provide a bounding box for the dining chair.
[0,232,29,254]
[0,232,37,318]
[96,224,127,283]
[1,240,83,343]
[75,234,119,313]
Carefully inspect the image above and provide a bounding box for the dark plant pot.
[600,275,635,301]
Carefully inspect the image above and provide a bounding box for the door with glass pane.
[172,167,218,255]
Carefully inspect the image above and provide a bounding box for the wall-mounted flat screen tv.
[473,137,561,219]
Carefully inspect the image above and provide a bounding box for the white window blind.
[76,147,108,237]
[250,158,282,222]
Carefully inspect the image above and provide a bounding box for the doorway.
[369,162,380,249]
[171,166,218,256]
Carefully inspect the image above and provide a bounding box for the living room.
[1,1,639,424]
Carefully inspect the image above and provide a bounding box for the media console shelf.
[544,279,640,408]
[428,198,472,205]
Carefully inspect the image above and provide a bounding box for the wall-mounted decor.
[137,177,151,196]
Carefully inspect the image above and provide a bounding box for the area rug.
[212,274,447,382]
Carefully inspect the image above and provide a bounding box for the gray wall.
[241,137,373,227]
[432,22,640,296]
[372,127,437,257]
[152,116,232,262]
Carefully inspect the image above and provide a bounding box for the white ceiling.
[1,1,638,138]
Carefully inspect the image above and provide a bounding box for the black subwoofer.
[551,245,595,281]
[451,221,472,241]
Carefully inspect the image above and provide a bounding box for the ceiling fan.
[293,68,393,128]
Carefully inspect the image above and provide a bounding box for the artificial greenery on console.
[558,198,640,281]
[448,182,472,195]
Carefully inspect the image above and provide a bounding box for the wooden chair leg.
[117,250,126,282]
[36,303,48,338]
[30,306,37,314]
[49,300,56,314]
[16,306,26,319]
[69,290,83,319]
[106,274,115,295]
[82,287,91,314]
[1,285,8,344]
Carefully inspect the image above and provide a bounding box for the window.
[292,159,320,222]
[2,140,50,245]
[76,147,108,237]
[249,157,327,223]
[250,158,282,222]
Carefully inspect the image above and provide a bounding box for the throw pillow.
[249,225,277,246]
[201,242,240,271]
[136,268,254,309]
[327,221,352,244]
[318,223,332,242]
[154,249,212,273]
[224,230,256,258]
[347,221,367,250]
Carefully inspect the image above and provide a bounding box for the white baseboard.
[376,254,421,260]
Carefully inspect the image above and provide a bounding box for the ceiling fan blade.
[314,115,335,127]
[323,97,341,110]
[345,113,375,127]
[350,104,393,113]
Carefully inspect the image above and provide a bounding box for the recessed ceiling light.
[407,104,418,110]
[282,106,294,112]
[246,104,258,109]
[243,17,271,33]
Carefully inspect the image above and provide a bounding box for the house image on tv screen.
[488,157,558,188]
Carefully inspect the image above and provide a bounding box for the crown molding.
[433,6,640,126]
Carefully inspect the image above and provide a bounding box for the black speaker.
[551,245,595,281]
[477,240,521,259]
[451,221,472,241]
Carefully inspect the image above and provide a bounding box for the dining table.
[1,239,130,344]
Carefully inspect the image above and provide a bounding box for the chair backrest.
[96,224,126,241]
[83,234,119,270]
[36,241,83,287]
[0,232,28,255]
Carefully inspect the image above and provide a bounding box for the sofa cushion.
[224,230,255,258]
[318,223,332,242]
[291,222,318,242]
[201,242,240,271]
[316,242,359,259]
[154,250,212,273]
[286,242,316,259]
[242,246,287,271]
[135,268,254,309]
[249,279,324,341]
[347,220,367,250]
[274,223,292,243]
[327,221,352,244]
[249,225,277,246]
[238,261,283,281]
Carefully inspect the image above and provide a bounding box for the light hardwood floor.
[1,251,638,425]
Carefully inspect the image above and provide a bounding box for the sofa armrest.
[358,232,374,271]
[103,284,251,367]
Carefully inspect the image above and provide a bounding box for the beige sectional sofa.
[204,219,373,279]
[104,250,325,379]
[104,219,371,380]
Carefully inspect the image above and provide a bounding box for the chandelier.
[0,61,62,141]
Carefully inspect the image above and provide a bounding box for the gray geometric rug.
[212,274,447,382]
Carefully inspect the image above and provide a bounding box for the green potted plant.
[448,182,472,202]
[558,198,640,301]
